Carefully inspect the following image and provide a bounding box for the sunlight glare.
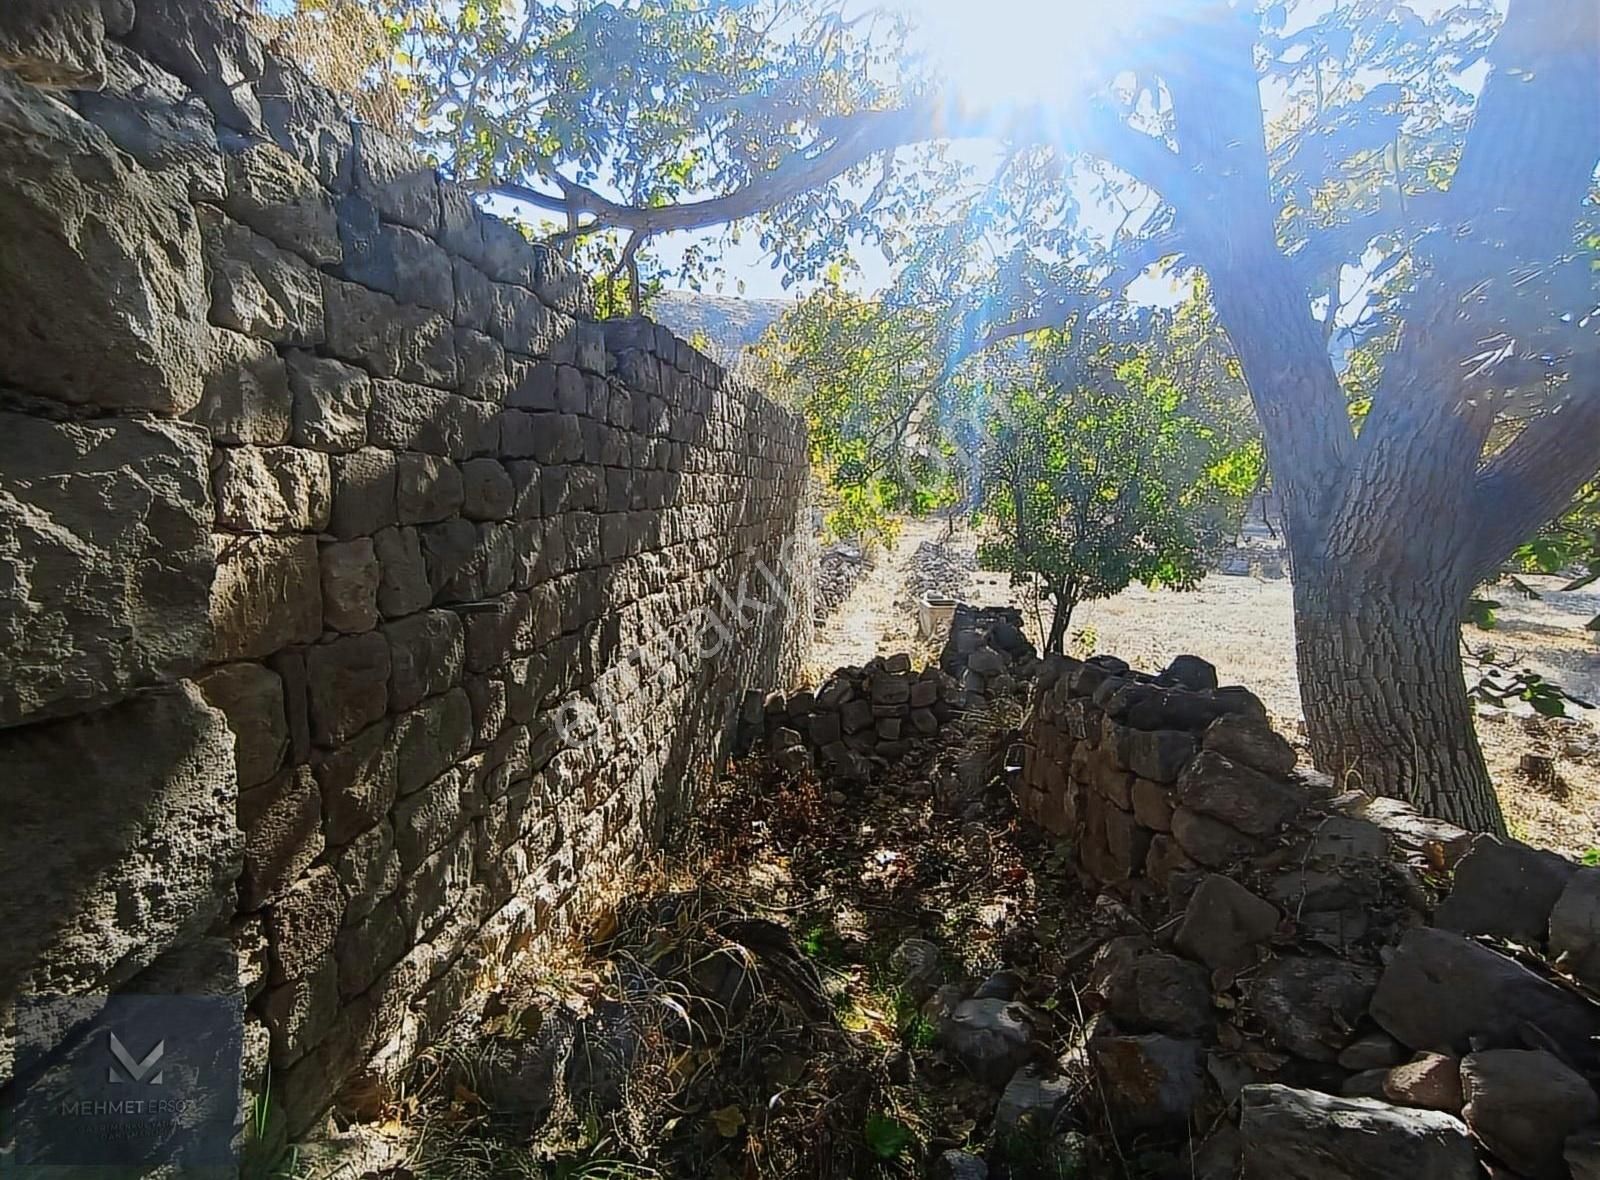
[902,0,1154,111]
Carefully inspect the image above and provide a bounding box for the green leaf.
[864,1113,913,1160]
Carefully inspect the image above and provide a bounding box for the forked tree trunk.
[1291,556,1505,834]
[1045,597,1074,656]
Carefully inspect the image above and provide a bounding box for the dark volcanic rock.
[1238,1084,1478,1180]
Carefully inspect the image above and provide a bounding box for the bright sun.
[901,0,1150,110]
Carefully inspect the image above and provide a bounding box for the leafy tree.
[976,304,1261,653]
[749,277,960,545]
[263,0,1600,831]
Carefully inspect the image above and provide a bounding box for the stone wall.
[1018,653,1600,1178]
[0,0,811,1144]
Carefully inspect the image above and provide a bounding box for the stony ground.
[816,519,1600,858]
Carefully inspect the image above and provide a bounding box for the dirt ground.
[816,518,1600,859]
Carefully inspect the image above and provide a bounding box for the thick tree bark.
[1293,556,1505,835]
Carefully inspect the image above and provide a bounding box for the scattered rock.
[940,998,1042,1086]
[1384,1053,1463,1114]
[1338,1030,1406,1072]
[1239,1084,1479,1180]
[932,1150,988,1180]
[1549,867,1600,988]
[995,1063,1074,1135]
[1460,1049,1599,1177]
[1247,955,1378,1063]
[1370,928,1600,1063]
[1433,835,1577,948]
[1174,873,1281,974]
[1089,1033,1206,1132]
[1085,937,1214,1038]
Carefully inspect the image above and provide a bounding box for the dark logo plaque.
[4,993,243,1171]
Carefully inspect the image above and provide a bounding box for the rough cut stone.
[0,414,214,725]
[316,721,399,846]
[323,277,458,388]
[0,683,239,1005]
[222,136,341,265]
[1460,1050,1599,1177]
[1174,873,1280,974]
[213,445,331,533]
[396,453,465,524]
[1433,834,1577,949]
[76,39,222,198]
[189,329,293,445]
[1238,1085,1478,1180]
[1203,713,1297,776]
[0,70,210,412]
[328,447,399,539]
[195,661,288,789]
[1124,727,1198,784]
[384,610,465,712]
[211,534,323,661]
[1383,1052,1463,1114]
[199,206,324,346]
[262,956,338,1067]
[288,351,371,452]
[1177,750,1305,836]
[238,765,322,910]
[370,382,496,458]
[306,632,391,748]
[1549,867,1600,988]
[320,538,381,634]
[1371,927,1600,1062]
[374,527,433,618]
[265,864,343,984]
[1248,955,1378,1063]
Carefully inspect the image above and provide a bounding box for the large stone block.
[306,631,391,747]
[75,39,223,197]
[0,0,127,87]
[0,415,215,726]
[213,444,332,532]
[211,534,323,661]
[187,328,293,445]
[265,864,344,984]
[0,683,240,1006]
[238,764,322,910]
[391,689,473,796]
[322,277,458,388]
[1176,751,1305,837]
[1238,1085,1478,1180]
[373,526,432,618]
[222,136,341,265]
[370,382,498,458]
[1549,867,1600,988]
[288,351,371,453]
[195,661,288,789]
[395,452,464,524]
[0,70,209,412]
[1371,927,1600,1063]
[335,195,452,312]
[1433,834,1577,949]
[126,0,265,132]
[199,206,324,346]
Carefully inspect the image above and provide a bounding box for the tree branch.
[1467,381,1600,585]
[485,102,945,236]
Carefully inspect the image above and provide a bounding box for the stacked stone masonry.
[0,0,812,1142]
[1019,652,1600,1178]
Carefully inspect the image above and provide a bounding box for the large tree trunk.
[1292,555,1505,834]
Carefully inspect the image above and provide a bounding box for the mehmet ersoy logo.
[5,993,242,1168]
[107,1030,165,1086]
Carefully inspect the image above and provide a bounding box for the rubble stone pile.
[1011,651,1600,1179]
[939,604,1039,708]
[815,539,871,621]
[740,653,966,782]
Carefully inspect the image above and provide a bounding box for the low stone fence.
[1018,652,1600,1178]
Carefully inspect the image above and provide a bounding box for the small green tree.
[977,323,1262,654]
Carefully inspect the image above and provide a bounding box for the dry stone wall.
[1019,653,1600,1178]
[0,0,811,1143]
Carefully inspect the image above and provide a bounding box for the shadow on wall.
[0,0,812,1153]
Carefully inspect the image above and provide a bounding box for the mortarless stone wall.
[0,0,812,1140]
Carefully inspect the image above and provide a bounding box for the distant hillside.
[648,290,793,363]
